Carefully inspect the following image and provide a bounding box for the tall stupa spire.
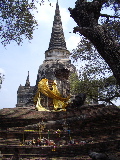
[48,1,67,51]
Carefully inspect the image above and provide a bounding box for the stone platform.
[0,104,120,159]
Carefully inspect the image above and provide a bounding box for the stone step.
[0,139,20,145]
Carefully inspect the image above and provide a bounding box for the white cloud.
[66,35,81,51]
[34,2,55,24]
[60,7,71,30]
[0,68,5,75]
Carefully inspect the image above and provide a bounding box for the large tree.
[68,0,120,86]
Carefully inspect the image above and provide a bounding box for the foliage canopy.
[0,0,51,46]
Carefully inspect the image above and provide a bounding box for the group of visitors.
[25,137,55,146]
[24,137,88,147]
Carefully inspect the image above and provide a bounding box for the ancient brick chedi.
[16,1,76,109]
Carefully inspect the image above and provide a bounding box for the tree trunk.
[76,25,120,85]
[69,0,120,85]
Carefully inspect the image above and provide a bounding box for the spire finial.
[25,71,30,87]
[47,0,67,51]
[27,71,29,81]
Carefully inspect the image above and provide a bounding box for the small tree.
[70,73,120,105]
[0,73,5,89]
[70,36,120,105]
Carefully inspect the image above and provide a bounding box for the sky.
[0,0,81,109]
[0,0,119,109]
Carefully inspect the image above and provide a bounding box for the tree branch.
[98,94,120,103]
[93,0,108,3]
[100,13,120,19]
